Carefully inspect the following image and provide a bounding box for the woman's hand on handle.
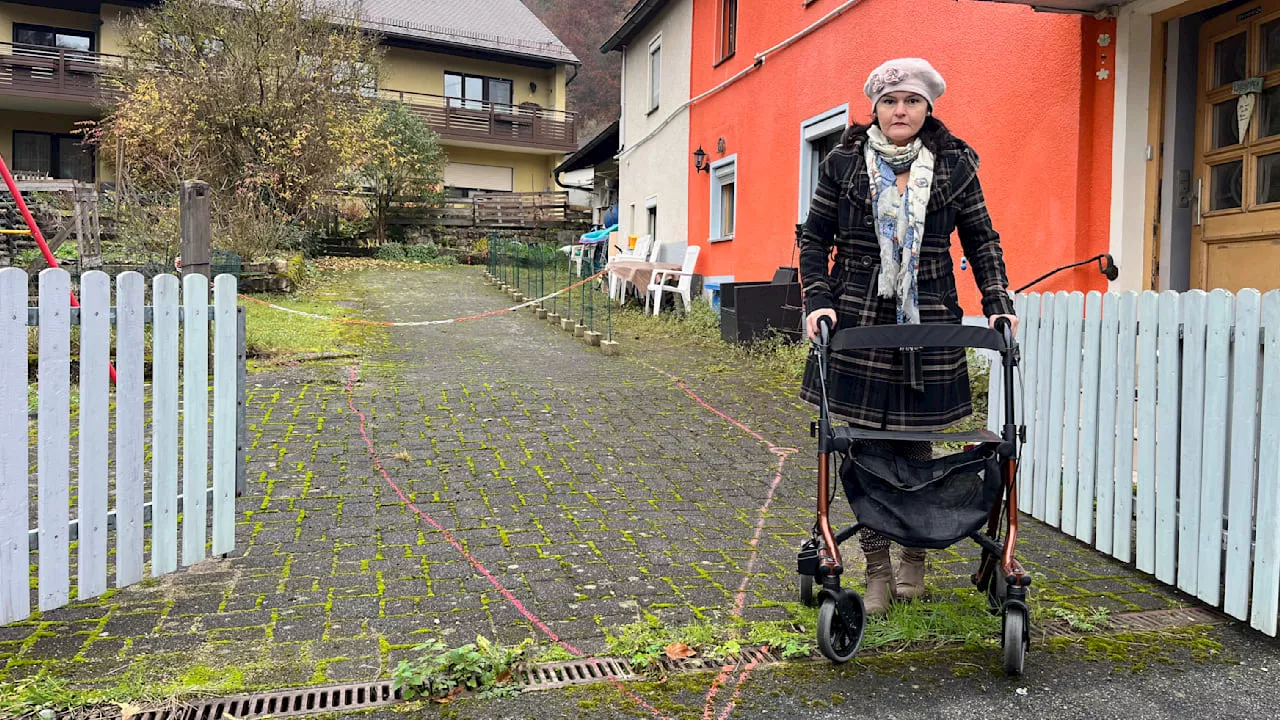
[806,309,837,341]
[989,314,1019,336]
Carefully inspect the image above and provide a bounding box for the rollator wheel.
[1002,606,1028,676]
[817,595,865,664]
[799,574,817,607]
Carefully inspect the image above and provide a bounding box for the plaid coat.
[798,135,1014,430]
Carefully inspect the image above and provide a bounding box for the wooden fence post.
[180,180,211,278]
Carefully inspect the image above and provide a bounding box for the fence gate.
[987,289,1280,636]
[0,268,245,626]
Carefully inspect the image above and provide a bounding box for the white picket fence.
[0,268,245,626]
[987,289,1280,636]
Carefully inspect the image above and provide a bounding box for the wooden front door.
[1194,1,1280,292]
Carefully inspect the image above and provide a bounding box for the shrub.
[404,242,439,263]
[375,243,406,261]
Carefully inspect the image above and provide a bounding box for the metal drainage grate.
[656,645,782,674]
[1040,605,1228,639]
[1108,606,1227,632]
[516,646,785,692]
[517,657,639,690]
[123,680,402,720]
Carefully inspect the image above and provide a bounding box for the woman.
[798,58,1018,615]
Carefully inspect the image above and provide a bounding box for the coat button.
[862,216,873,227]
[861,256,872,268]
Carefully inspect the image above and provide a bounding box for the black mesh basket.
[839,442,1002,549]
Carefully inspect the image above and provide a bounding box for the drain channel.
[1039,605,1228,639]
[108,606,1229,719]
[125,680,401,720]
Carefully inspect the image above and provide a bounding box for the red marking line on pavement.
[343,363,672,720]
[634,362,798,720]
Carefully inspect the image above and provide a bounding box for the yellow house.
[0,0,580,194]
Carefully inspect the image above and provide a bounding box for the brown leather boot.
[863,549,895,615]
[895,547,927,600]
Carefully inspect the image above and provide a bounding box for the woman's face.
[875,92,929,146]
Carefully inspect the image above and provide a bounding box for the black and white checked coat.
[798,135,1014,430]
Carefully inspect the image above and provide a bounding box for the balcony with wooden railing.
[0,42,580,153]
[380,89,577,153]
[0,41,119,104]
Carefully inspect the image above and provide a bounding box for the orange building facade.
[684,0,1118,316]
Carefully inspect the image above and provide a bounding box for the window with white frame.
[710,155,737,241]
[645,196,658,244]
[798,105,848,221]
[647,36,661,113]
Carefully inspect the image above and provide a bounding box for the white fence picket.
[1018,293,1042,514]
[1033,292,1056,521]
[1113,292,1140,564]
[1251,291,1280,636]
[1045,294,1070,527]
[1061,293,1085,535]
[182,274,210,566]
[1095,292,1121,554]
[0,272,243,626]
[1154,292,1181,584]
[151,275,180,576]
[1197,290,1232,607]
[115,272,146,588]
[1013,287,1279,636]
[1076,291,1103,544]
[77,271,111,601]
[0,269,29,625]
[37,268,70,611]
[212,276,238,557]
[1176,290,1207,595]
[1224,290,1261,620]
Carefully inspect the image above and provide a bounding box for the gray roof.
[351,1,579,64]
[600,0,670,53]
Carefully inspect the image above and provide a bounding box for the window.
[13,131,94,182]
[710,156,737,241]
[718,0,737,63]
[645,196,658,245]
[444,72,513,110]
[798,105,848,220]
[648,37,661,113]
[13,23,94,53]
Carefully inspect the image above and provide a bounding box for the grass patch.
[603,590,1004,674]
[242,260,390,364]
[603,605,817,672]
[0,658,263,718]
[243,294,383,360]
[860,590,1000,652]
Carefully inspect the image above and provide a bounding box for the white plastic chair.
[607,234,653,301]
[646,245,701,316]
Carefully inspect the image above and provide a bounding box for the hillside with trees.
[522,0,631,141]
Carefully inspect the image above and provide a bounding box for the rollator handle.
[817,315,834,348]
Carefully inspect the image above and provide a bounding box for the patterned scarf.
[863,125,936,325]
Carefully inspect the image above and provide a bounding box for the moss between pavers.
[0,640,316,718]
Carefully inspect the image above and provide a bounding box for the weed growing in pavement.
[392,636,531,701]
[604,610,816,673]
[1044,605,1112,632]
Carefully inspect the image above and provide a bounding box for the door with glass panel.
[1194,2,1280,292]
